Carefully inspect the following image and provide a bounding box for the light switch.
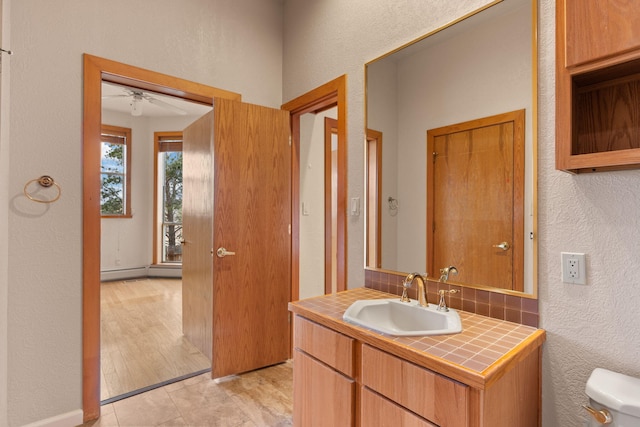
[350,197,360,216]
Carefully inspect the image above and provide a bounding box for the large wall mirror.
[365,0,537,297]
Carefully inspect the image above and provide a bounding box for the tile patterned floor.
[80,361,292,427]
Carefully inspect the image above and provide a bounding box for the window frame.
[100,124,132,218]
[153,131,184,265]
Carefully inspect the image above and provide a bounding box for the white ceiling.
[101,82,212,117]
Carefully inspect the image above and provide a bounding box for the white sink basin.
[343,298,462,336]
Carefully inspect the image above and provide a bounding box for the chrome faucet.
[401,273,429,307]
[439,265,458,283]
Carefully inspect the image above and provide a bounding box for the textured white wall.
[284,0,640,426]
[6,0,283,425]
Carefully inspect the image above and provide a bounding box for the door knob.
[216,247,236,258]
[493,242,510,251]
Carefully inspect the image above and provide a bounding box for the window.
[101,125,132,217]
[154,132,183,263]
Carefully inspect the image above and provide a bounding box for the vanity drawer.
[361,387,437,427]
[361,345,469,427]
[294,315,355,377]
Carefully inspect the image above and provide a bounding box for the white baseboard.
[21,409,83,427]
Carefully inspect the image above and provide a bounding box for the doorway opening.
[83,54,241,422]
[282,75,348,301]
[99,82,213,403]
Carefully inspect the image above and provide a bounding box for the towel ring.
[23,175,62,203]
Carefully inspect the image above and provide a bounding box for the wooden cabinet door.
[293,349,355,427]
[556,0,640,172]
[361,388,436,427]
[361,345,468,427]
[564,0,640,67]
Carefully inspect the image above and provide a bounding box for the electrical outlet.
[561,252,586,285]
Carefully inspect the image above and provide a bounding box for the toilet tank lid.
[586,368,640,418]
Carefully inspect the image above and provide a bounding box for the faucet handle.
[436,289,459,311]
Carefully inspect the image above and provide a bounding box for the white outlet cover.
[561,252,586,285]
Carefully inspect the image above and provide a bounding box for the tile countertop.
[288,287,546,390]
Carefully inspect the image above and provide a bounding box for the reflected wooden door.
[183,99,291,378]
[427,110,524,291]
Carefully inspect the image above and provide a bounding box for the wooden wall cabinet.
[556,0,640,172]
[293,315,541,427]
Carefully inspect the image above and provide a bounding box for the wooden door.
[427,110,524,291]
[211,98,291,378]
[182,99,291,378]
[182,112,215,360]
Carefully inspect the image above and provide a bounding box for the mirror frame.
[364,0,538,299]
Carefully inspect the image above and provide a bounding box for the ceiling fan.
[102,85,188,117]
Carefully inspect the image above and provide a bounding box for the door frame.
[365,128,383,269]
[324,117,338,294]
[281,75,348,300]
[82,54,240,422]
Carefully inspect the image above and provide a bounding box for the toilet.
[584,368,640,426]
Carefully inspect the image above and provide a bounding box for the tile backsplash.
[364,269,539,327]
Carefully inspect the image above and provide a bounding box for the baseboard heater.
[100,265,183,282]
[100,267,149,282]
[148,265,182,278]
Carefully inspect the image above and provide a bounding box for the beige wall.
[283,0,640,426]
[4,0,283,425]
[0,0,9,424]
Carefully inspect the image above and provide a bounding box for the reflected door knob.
[216,247,236,258]
[493,242,510,251]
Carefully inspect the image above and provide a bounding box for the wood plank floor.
[101,278,211,401]
[81,360,293,426]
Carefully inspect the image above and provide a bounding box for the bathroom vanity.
[289,288,546,427]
